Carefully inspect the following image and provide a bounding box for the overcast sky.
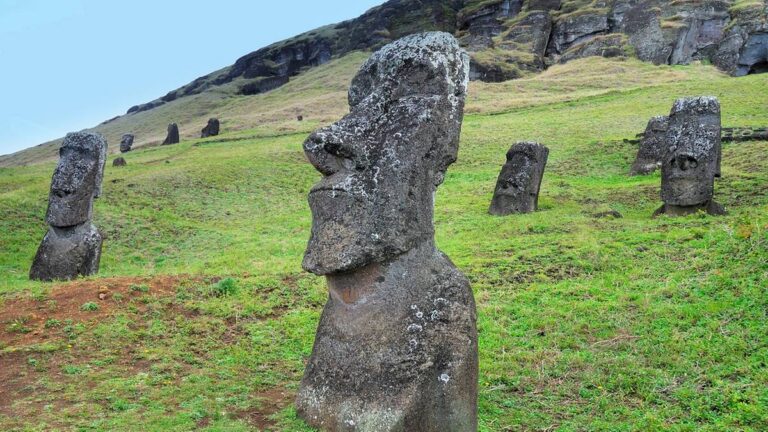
[0,0,383,156]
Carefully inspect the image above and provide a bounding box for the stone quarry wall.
[126,0,768,114]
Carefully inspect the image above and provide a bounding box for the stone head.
[661,97,721,207]
[489,142,549,215]
[302,32,470,275]
[46,132,107,227]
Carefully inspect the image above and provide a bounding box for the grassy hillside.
[0,56,766,431]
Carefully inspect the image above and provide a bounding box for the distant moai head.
[46,132,107,228]
[661,97,721,207]
[489,142,549,215]
[120,134,134,153]
[302,32,470,275]
[163,123,180,145]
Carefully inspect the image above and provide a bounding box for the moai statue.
[630,116,668,176]
[297,33,477,431]
[30,132,107,281]
[489,142,549,216]
[201,118,220,138]
[163,123,180,145]
[654,97,726,217]
[120,134,134,153]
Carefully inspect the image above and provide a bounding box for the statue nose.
[304,129,349,176]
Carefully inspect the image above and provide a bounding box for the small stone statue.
[120,134,134,153]
[201,118,220,138]
[30,132,107,281]
[630,116,668,176]
[163,123,180,145]
[655,97,725,217]
[489,142,549,215]
[296,32,478,431]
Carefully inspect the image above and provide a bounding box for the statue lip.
[309,172,356,195]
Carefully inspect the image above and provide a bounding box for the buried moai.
[120,134,134,153]
[630,116,668,176]
[489,142,549,216]
[297,33,478,431]
[655,97,726,217]
[201,118,220,138]
[163,123,180,145]
[30,132,107,281]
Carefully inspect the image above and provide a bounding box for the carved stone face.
[661,97,721,207]
[489,142,549,215]
[302,33,470,276]
[46,132,107,228]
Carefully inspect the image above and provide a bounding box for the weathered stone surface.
[547,10,611,57]
[201,118,220,138]
[113,157,127,167]
[489,141,549,216]
[297,32,477,431]
[630,116,668,176]
[31,132,107,281]
[656,96,725,217]
[120,134,134,153]
[559,33,629,64]
[29,224,102,282]
[46,132,107,228]
[163,123,180,145]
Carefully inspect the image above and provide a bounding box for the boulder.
[489,142,549,216]
[113,157,127,167]
[297,32,477,431]
[201,118,220,138]
[655,97,725,217]
[163,123,180,145]
[30,132,107,281]
[630,116,668,176]
[120,134,134,153]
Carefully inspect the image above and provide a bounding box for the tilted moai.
[120,134,134,153]
[489,142,549,216]
[163,123,180,145]
[655,97,726,217]
[630,116,668,176]
[297,33,478,431]
[30,132,107,281]
[201,118,220,138]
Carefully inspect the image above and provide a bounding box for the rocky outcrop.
[297,33,477,431]
[125,0,768,116]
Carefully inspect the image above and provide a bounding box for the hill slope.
[2,0,766,167]
[0,56,766,430]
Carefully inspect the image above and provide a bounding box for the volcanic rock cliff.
[126,0,768,115]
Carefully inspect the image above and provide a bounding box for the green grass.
[0,57,766,431]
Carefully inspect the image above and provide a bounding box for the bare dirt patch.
[0,275,194,348]
[236,387,293,431]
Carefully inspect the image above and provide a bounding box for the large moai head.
[163,123,180,145]
[46,132,107,228]
[489,141,549,215]
[661,97,721,207]
[302,32,470,276]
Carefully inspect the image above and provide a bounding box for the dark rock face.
[735,33,768,76]
[630,116,668,176]
[201,118,220,138]
[297,33,477,431]
[655,97,725,217]
[489,142,549,216]
[30,132,106,281]
[119,134,134,153]
[113,157,127,167]
[163,123,180,145]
